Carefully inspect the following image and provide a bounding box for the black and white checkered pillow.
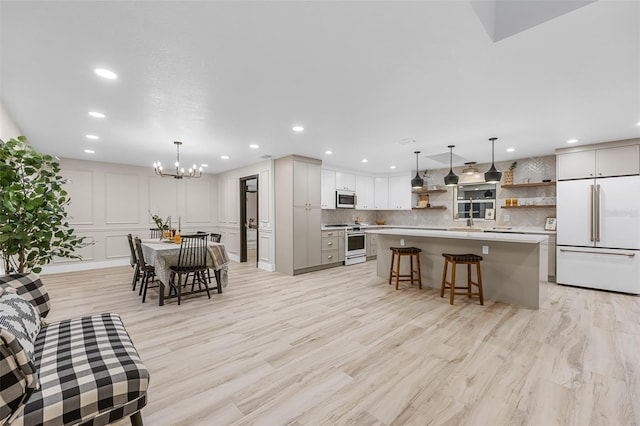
[0,288,41,424]
[0,273,51,318]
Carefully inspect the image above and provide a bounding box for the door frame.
[239,174,259,264]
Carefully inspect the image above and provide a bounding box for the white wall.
[41,158,219,273]
[216,160,275,271]
[0,102,22,141]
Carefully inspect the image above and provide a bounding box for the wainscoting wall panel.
[105,173,140,224]
[64,170,94,225]
[105,234,131,259]
[185,179,211,223]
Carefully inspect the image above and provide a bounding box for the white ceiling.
[1,1,639,175]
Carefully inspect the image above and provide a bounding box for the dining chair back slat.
[127,234,140,291]
[150,228,162,239]
[134,237,157,303]
[169,234,210,305]
[210,233,222,243]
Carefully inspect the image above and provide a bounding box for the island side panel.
[376,234,546,309]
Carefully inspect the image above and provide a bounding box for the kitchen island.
[367,228,549,309]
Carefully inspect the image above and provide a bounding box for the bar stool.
[388,247,422,290]
[441,253,484,305]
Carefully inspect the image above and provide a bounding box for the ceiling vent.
[259,154,273,159]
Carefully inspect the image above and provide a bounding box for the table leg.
[214,269,222,294]
[159,281,165,306]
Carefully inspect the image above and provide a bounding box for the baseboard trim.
[40,258,130,275]
[258,262,276,272]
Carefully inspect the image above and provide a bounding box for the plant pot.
[504,170,514,185]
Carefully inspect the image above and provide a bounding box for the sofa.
[0,273,150,425]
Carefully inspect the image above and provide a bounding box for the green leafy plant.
[0,136,86,273]
[149,211,170,230]
[509,161,518,171]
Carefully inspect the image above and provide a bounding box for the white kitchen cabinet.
[374,177,389,210]
[557,151,595,180]
[321,169,336,209]
[388,174,412,210]
[557,144,639,180]
[597,145,639,177]
[335,172,356,191]
[275,156,322,275]
[355,175,374,210]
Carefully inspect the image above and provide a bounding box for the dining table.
[141,239,229,306]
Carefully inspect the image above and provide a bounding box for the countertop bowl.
[375,220,386,225]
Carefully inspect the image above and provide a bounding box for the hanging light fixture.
[153,141,203,179]
[484,137,502,183]
[462,162,480,175]
[411,151,424,189]
[444,145,459,186]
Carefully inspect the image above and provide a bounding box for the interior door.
[597,175,640,250]
[556,179,594,247]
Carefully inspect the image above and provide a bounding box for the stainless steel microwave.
[336,190,356,208]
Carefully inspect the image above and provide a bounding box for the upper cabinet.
[335,172,356,191]
[294,160,321,207]
[374,177,389,210]
[321,169,336,209]
[355,175,374,210]
[387,174,412,210]
[597,145,640,177]
[558,144,640,180]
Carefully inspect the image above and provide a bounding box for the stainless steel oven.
[345,227,366,265]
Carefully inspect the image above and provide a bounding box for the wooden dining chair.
[134,237,157,303]
[168,234,210,305]
[149,228,162,239]
[210,233,222,243]
[127,234,140,291]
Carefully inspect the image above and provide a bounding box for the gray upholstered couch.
[0,273,149,425]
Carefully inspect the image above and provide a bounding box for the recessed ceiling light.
[201,164,209,168]
[84,149,95,154]
[292,126,304,132]
[637,121,640,126]
[249,144,259,149]
[88,111,105,118]
[85,134,99,140]
[506,147,515,152]
[325,150,332,155]
[94,68,118,79]
[567,139,579,144]
[362,159,368,163]
[390,165,396,169]
[221,155,229,160]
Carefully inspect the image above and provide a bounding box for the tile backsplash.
[322,155,556,230]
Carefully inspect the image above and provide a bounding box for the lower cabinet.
[366,233,378,258]
[321,230,344,266]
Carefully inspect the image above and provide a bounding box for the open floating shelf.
[501,181,556,189]
[502,205,556,209]
[412,206,447,210]
[412,188,448,194]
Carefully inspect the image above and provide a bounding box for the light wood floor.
[41,261,640,426]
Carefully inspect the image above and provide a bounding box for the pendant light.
[484,137,502,183]
[411,151,424,189]
[444,145,459,186]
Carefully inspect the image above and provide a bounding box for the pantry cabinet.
[557,144,639,180]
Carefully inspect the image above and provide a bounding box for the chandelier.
[153,141,202,179]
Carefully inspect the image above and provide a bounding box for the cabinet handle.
[327,232,333,235]
[327,242,333,246]
[328,255,333,259]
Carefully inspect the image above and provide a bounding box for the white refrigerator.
[556,175,640,294]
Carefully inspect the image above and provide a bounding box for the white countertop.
[322,224,555,235]
[366,227,549,244]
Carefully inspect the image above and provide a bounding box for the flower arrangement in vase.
[504,161,517,185]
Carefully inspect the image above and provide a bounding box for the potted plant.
[504,161,517,185]
[0,136,86,273]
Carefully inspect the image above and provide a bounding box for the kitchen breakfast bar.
[367,228,549,309]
